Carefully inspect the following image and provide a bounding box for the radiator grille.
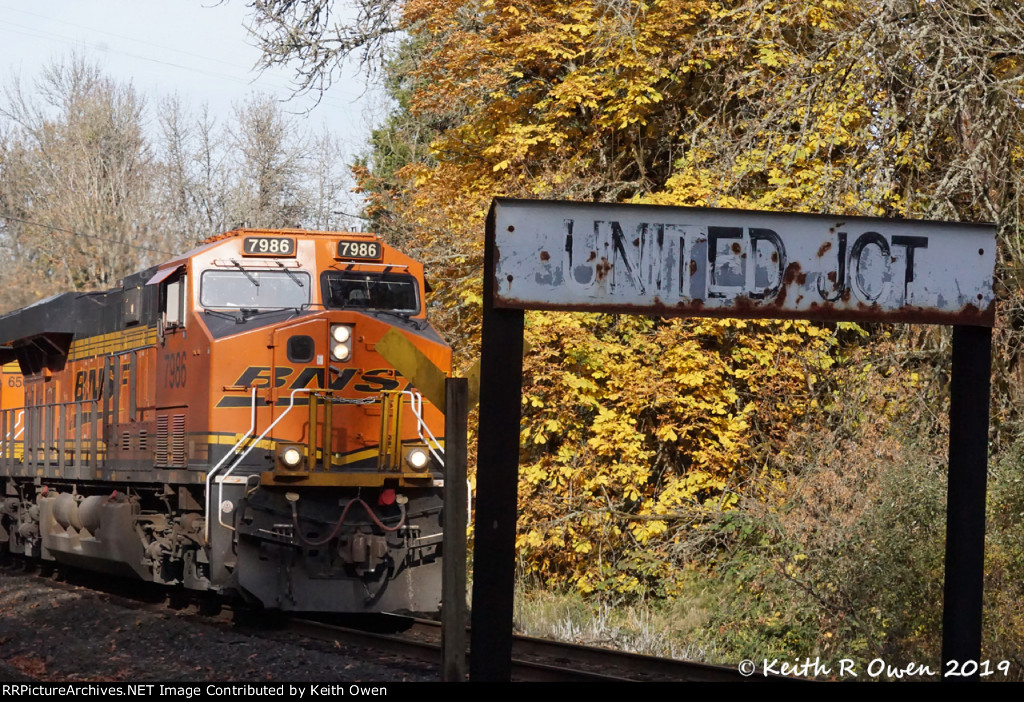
[156,415,169,467]
[171,414,186,466]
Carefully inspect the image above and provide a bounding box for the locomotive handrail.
[402,390,445,467]
[10,409,23,440]
[400,389,471,522]
[1,409,23,468]
[7,399,114,472]
[215,387,315,534]
[5,409,24,443]
[88,398,104,470]
[4,396,123,472]
[401,389,469,519]
[29,401,78,471]
[204,387,257,542]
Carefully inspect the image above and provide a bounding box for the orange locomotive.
[0,229,451,612]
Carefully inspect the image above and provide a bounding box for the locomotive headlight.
[330,325,353,361]
[331,342,351,361]
[277,445,305,469]
[405,447,430,471]
[331,324,352,343]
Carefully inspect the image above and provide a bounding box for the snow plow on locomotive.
[0,229,451,613]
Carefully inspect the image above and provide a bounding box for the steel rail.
[287,615,765,682]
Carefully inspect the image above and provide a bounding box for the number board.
[242,236,296,257]
[336,239,383,261]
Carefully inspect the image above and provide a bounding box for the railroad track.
[3,561,772,682]
[286,614,759,682]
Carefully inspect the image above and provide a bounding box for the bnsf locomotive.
[0,229,451,612]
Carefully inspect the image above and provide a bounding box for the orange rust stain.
[783,262,802,285]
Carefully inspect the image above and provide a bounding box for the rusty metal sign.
[490,198,997,326]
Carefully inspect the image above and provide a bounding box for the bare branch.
[245,0,404,99]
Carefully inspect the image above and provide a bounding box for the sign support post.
[442,377,470,682]
[470,212,525,682]
[943,324,992,680]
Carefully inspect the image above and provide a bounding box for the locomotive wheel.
[198,595,222,617]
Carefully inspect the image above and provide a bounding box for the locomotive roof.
[0,228,392,367]
[0,264,160,365]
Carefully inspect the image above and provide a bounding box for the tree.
[228,93,306,227]
[0,55,157,308]
[155,96,232,246]
[0,57,356,313]
[247,0,404,94]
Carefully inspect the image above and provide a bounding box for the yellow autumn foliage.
[350,0,877,595]
[350,0,1024,596]
[516,312,836,593]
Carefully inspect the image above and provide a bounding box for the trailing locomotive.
[0,229,451,612]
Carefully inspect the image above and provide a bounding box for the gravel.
[0,566,439,683]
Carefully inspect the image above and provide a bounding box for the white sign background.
[491,199,996,326]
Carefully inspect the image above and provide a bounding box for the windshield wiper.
[203,308,244,324]
[275,261,305,288]
[372,309,427,330]
[230,259,260,288]
[238,307,303,323]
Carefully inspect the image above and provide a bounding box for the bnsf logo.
[74,368,108,402]
[215,366,406,407]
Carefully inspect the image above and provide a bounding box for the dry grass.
[513,584,719,662]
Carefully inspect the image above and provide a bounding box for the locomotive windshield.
[200,269,310,310]
[321,271,420,314]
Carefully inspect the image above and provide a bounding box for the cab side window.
[163,271,188,328]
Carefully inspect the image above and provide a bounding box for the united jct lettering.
[532,219,931,309]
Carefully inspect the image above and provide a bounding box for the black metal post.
[470,207,525,681]
[942,324,992,681]
[442,377,469,682]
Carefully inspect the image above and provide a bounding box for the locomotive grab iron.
[0,229,451,612]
